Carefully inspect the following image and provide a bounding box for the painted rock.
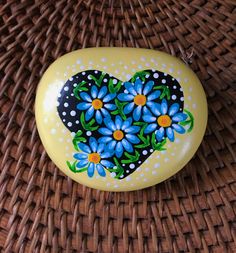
[35,47,207,191]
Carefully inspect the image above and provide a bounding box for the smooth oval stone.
[35,47,207,191]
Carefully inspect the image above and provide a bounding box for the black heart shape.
[57,70,184,179]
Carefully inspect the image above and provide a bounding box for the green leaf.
[89,72,106,87]
[80,112,99,131]
[151,133,167,151]
[72,130,86,151]
[73,81,88,100]
[107,157,124,178]
[114,99,127,120]
[121,150,140,164]
[108,79,122,93]
[131,71,150,82]
[179,109,194,133]
[153,85,170,100]
[66,161,87,173]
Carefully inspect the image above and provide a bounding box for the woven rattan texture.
[0,0,236,252]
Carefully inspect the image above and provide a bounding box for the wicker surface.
[0,0,236,252]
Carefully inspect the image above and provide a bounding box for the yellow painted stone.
[35,47,207,191]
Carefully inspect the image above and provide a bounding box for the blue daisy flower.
[98,116,141,158]
[73,137,114,177]
[143,99,188,142]
[77,85,116,124]
[117,78,161,121]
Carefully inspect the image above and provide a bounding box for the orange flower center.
[88,153,101,164]
[157,115,172,127]
[92,99,103,109]
[134,94,146,106]
[113,130,124,141]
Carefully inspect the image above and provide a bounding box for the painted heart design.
[57,70,194,179]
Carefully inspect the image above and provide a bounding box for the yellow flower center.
[134,94,146,106]
[92,99,103,109]
[113,130,124,141]
[88,153,101,164]
[157,115,172,127]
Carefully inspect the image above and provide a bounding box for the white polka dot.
[126,74,132,79]
[50,128,56,134]
[152,171,157,175]
[67,122,72,127]
[64,102,69,107]
[188,96,192,100]
[172,95,177,100]
[154,163,160,168]
[169,68,173,73]
[153,73,159,78]
[145,168,149,171]
[71,132,75,137]
[101,58,106,62]
[138,161,141,164]
[145,74,150,78]
[180,97,184,101]
[63,119,65,122]
[76,60,81,64]
[69,77,73,81]
[193,104,197,109]
[113,79,118,84]
[80,66,84,70]
[76,120,80,124]
[58,93,61,98]
[82,72,86,75]
[173,86,177,89]
[129,164,135,169]
[162,79,166,84]
[126,177,131,181]
[103,78,108,82]
[142,150,148,155]
[62,112,66,116]
[86,131,92,136]
[73,83,77,87]
[64,86,69,91]
[88,75,92,80]
[124,90,128,94]
[56,101,59,106]
[150,149,153,152]
[110,172,116,178]
[95,70,98,73]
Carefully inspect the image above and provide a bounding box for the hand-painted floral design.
[57,69,194,180]
[117,78,161,121]
[143,99,187,142]
[77,85,116,124]
[73,137,114,177]
[98,116,140,158]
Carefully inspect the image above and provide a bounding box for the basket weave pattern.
[0,0,236,252]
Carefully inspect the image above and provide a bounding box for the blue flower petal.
[106,140,116,151]
[148,102,161,116]
[143,81,154,95]
[172,124,186,134]
[124,102,135,114]
[104,103,116,110]
[99,108,109,118]
[76,159,89,168]
[85,107,94,121]
[104,118,116,131]
[124,126,140,134]
[103,93,116,103]
[143,115,156,123]
[143,106,152,115]
[115,142,124,158]
[124,82,137,96]
[121,139,133,153]
[147,90,161,101]
[78,143,91,153]
[115,116,122,130]
[101,160,114,168]
[134,79,142,94]
[172,113,188,122]
[73,153,88,160]
[96,164,106,177]
[126,134,140,144]
[98,86,107,99]
[97,143,105,153]
[91,85,98,98]
[87,163,95,177]
[168,103,179,116]
[166,127,174,142]
[80,92,92,102]
[98,127,113,135]
[89,137,97,152]
[101,151,113,158]
[133,105,142,121]
[121,118,132,130]
[98,136,113,143]
[161,99,168,114]
[117,93,134,101]
[144,123,157,134]
[77,102,91,110]
[95,110,103,124]
[155,127,165,141]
